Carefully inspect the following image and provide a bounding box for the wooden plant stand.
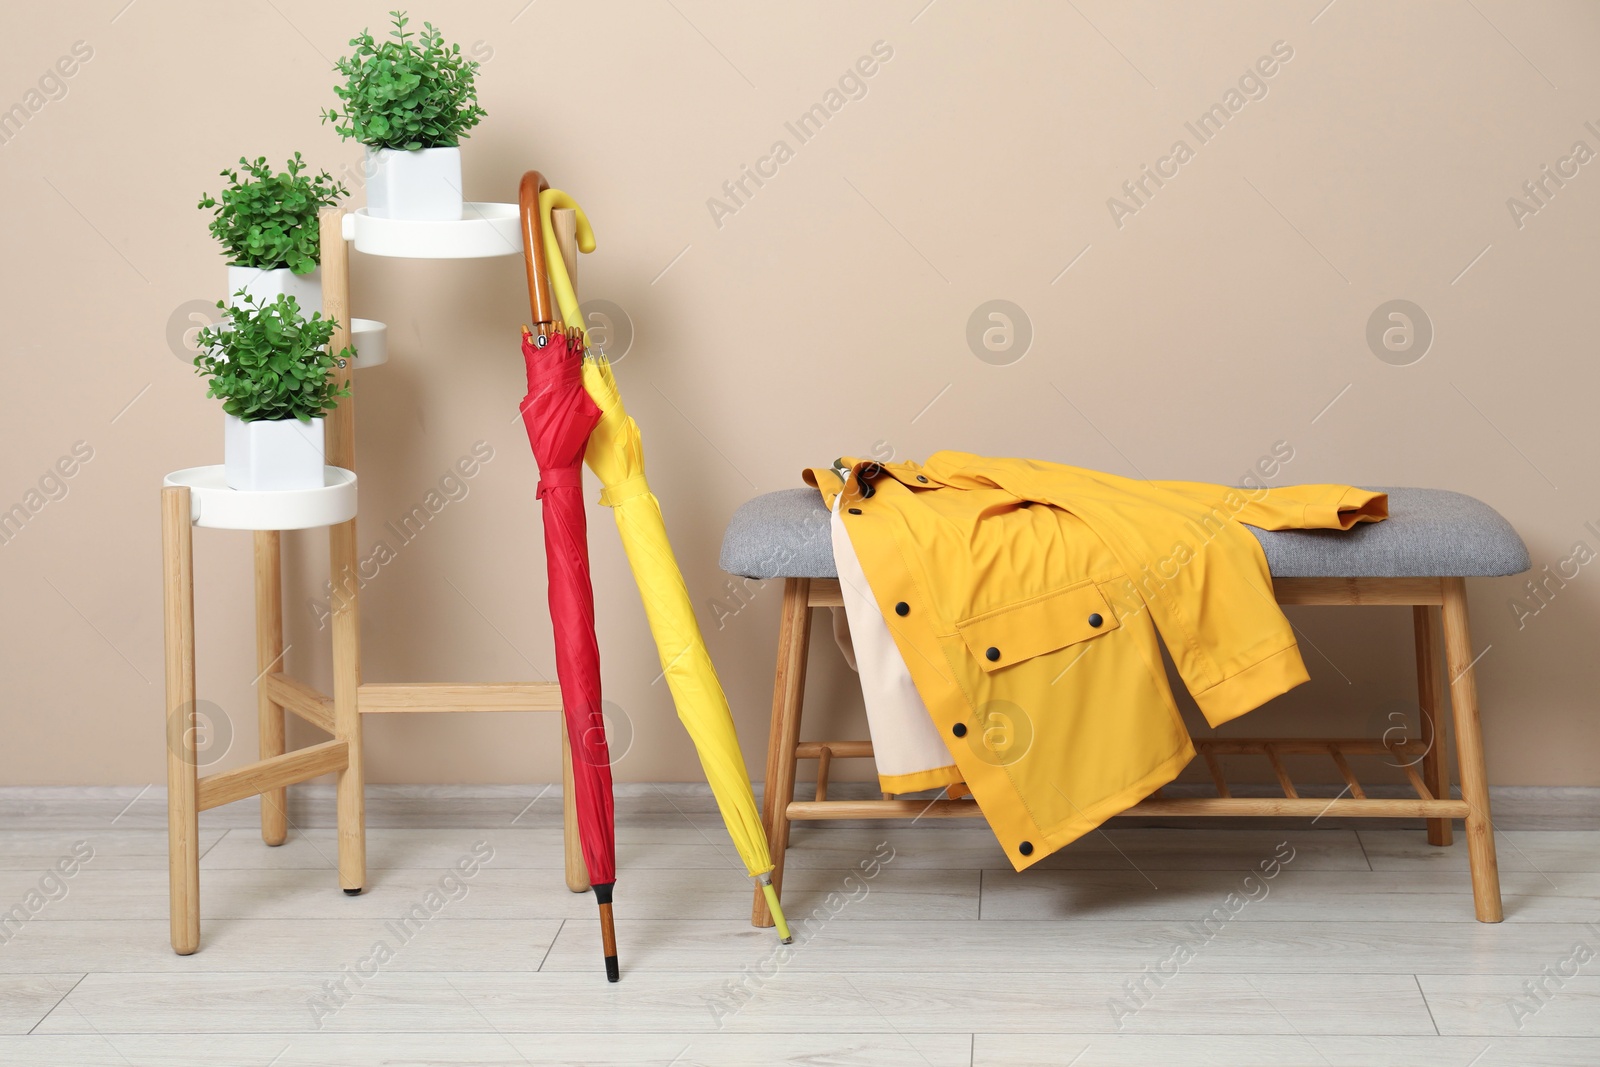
[164,206,589,955]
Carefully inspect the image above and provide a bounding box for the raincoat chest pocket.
[956,579,1118,672]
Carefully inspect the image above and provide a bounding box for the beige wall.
[2,1,1596,788]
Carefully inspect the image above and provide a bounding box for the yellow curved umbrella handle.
[538,188,594,333]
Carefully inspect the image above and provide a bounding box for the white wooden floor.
[2,785,1598,1066]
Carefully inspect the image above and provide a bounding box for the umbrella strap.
[598,475,651,508]
[537,467,584,498]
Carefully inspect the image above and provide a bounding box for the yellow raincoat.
[806,452,1387,870]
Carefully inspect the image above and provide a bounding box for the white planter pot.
[224,414,326,492]
[227,266,322,315]
[364,146,463,221]
[350,318,388,368]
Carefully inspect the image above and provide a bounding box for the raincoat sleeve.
[1151,481,1389,531]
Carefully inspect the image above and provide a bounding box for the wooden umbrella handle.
[519,171,555,328]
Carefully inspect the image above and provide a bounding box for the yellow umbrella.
[539,188,792,943]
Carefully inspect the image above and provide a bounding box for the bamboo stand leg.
[163,486,200,955]
[322,208,365,895]
[551,207,589,896]
[1441,578,1502,922]
[562,723,590,893]
[329,521,364,893]
[255,530,288,846]
[1413,604,1452,847]
[752,579,811,928]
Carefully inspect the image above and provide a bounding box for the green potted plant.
[323,10,487,221]
[199,153,346,313]
[194,293,352,491]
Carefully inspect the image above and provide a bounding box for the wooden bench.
[718,487,1531,928]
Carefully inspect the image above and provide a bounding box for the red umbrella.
[518,170,618,981]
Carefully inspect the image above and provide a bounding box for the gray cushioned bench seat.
[719,487,1530,581]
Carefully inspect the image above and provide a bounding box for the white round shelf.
[164,466,357,530]
[342,203,522,259]
[351,318,387,367]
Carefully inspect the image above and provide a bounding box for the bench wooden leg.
[752,578,811,929]
[163,487,200,955]
[1441,578,1502,922]
[1412,605,1452,847]
[254,531,289,848]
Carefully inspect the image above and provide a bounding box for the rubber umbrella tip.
[596,894,619,981]
[760,881,793,944]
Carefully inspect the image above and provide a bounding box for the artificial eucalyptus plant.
[198,154,347,274]
[193,294,351,423]
[321,11,487,150]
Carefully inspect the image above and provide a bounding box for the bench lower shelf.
[790,735,1466,820]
